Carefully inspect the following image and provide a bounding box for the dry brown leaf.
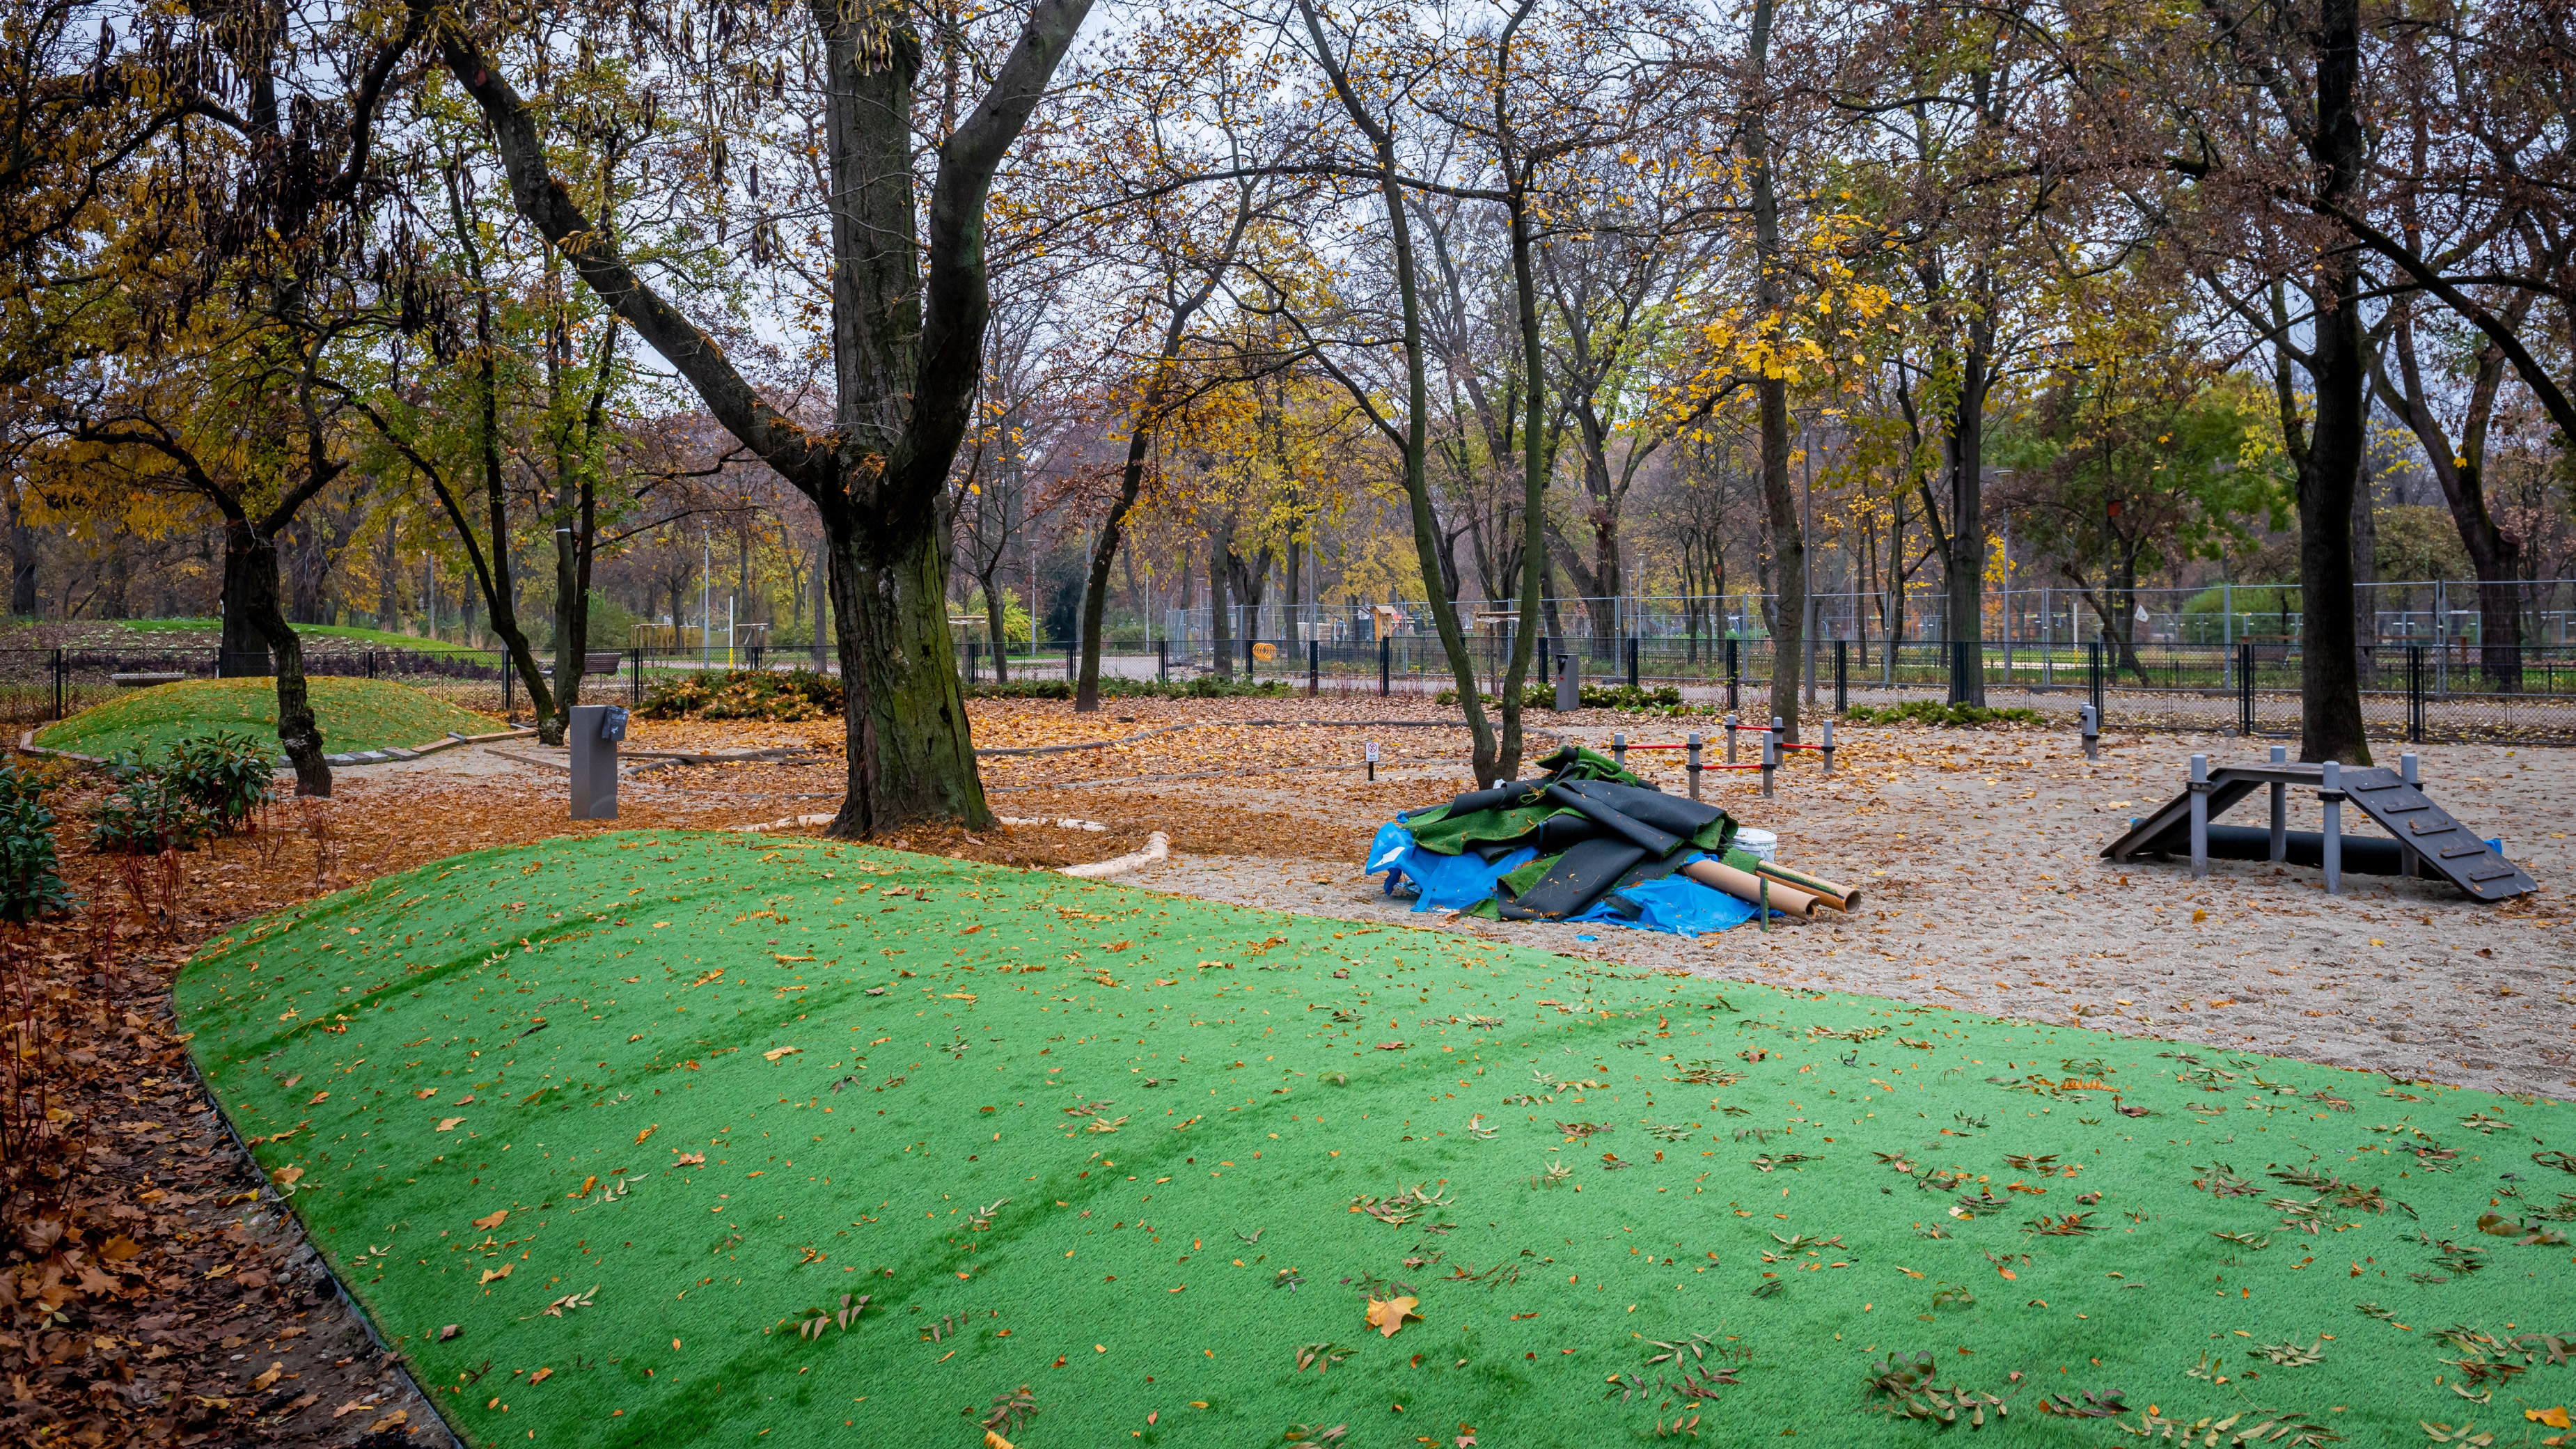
[437,1117,466,1131]
[1365,1295,1421,1338]
[250,1361,283,1391]
[528,1367,552,1385]
[762,1046,801,1062]
[304,1091,327,1105]
[331,1400,375,1418]
[438,1324,461,1341]
[472,1209,508,1230]
[479,1263,514,1284]
[635,1124,657,1145]
[368,1410,408,1432]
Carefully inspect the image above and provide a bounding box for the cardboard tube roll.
[1751,861,1858,911]
[1681,857,1819,921]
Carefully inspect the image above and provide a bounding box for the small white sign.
[1365,740,1380,762]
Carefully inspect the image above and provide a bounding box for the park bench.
[540,651,627,677]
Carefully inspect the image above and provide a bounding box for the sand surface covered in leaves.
[172,830,2576,1446]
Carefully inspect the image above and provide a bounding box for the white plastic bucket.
[1734,827,1777,862]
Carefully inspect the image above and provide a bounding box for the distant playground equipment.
[2103,746,2536,902]
[1604,715,1835,799]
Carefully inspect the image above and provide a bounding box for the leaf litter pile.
[175,831,2576,1446]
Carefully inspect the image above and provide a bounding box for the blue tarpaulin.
[1367,823,1535,912]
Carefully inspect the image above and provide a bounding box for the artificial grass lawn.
[174,834,2576,1449]
[36,676,492,759]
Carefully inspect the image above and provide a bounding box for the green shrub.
[963,677,1290,701]
[1843,700,2041,728]
[164,731,275,830]
[0,767,74,921]
[1434,682,1683,711]
[638,669,843,721]
[89,770,214,854]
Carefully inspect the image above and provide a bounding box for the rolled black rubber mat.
[1505,837,1650,916]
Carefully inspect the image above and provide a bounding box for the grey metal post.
[2268,744,2287,862]
[2188,753,2210,879]
[1761,721,1778,797]
[569,704,624,820]
[1820,719,1835,776]
[2400,752,2420,877]
[1686,732,1703,801]
[1611,732,1626,770]
[2320,760,2345,895]
[1556,652,1580,712]
[2079,703,2099,761]
[1724,714,1738,764]
[1157,637,1168,682]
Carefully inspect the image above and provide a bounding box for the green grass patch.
[35,677,494,759]
[176,836,2575,1448]
[1844,700,2044,728]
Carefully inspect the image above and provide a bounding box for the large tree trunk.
[6,488,35,618]
[1943,325,1990,705]
[1074,431,1149,711]
[219,533,274,677]
[1748,0,1802,739]
[2298,0,2372,765]
[227,519,331,796]
[823,501,987,833]
[1208,535,1234,679]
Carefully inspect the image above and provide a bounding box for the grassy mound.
[175,836,2575,1448]
[36,677,493,759]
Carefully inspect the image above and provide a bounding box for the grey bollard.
[570,703,625,820]
[1612,731,1626,770]
[1555,653,1580,712]
[1686,732,1704,801]
[1820,719,1835,776]
[2187,753,2210,879]
[2079,703,2100,761]
[2320,760,2344,895]
[1725,713,1738,764]
[1761,724,1778,798]
[2268,744,2287,862]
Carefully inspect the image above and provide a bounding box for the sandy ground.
[1003,722,2576,1102]
[306,707,2574,1101]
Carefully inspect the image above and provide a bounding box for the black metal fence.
[949,633,2576,744]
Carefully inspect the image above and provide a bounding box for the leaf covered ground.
[173,831,2576,1447]
[33,677,495,760]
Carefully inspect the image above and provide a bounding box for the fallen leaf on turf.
[2531,1408,2571,1430]
[771,953,812,963]
[270,1166,302,1189]
[982,1432,1014,1449]
[480,1264,513,1284]
[437,1117,466,1131]
[251,1362,283,1391]
[762,1046,801,1062]
[528,1367,551,1385]
[305,1092,328,1105]
[438,1325,460,1341]
[1366,1296,1422,1337]
[413,1088,438,1099]
[1377,1041,1408,1051]
[473,1209,509,1230]
[673,1151,706,1166]
[636,1125,657,1145]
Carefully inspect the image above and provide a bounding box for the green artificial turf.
[175,834,2576,1448]
[36,677,493,759]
